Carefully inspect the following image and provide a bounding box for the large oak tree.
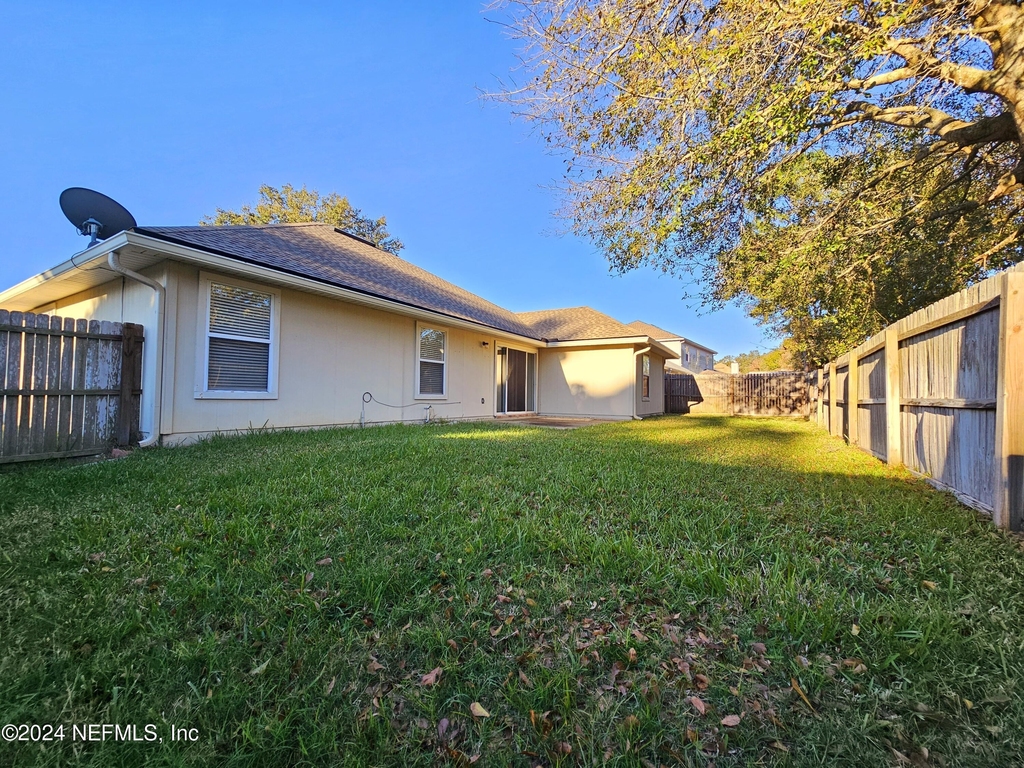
[203,184,403,255]
[497,0,1024,362]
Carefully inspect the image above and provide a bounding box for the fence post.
[884,325,902,467]
[816,368,823,426]
[116,323,144,446]
[828,362,838,436]
[848,348,859,447]
[994,270,1024,531]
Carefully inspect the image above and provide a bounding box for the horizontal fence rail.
[0,310,143,464]
[811,262,1024,531]
[665,371,812,417]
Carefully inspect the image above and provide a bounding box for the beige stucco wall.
[636,351,666,417]
[164,263,518,442]
[537,345,635,419]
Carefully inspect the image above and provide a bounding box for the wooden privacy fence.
[0,310,144,464]
[666,371,812,416]
[812,262,1023,531]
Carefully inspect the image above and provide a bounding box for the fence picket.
[30,315,48,453]
[18,313,37,454]
[44,315,62,452]
[58,317,75,451]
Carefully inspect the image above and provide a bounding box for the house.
[625,321,716,374]
[0,223,677,445]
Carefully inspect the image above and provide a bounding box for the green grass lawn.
[1,416,1023,767]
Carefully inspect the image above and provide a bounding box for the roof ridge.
[516,305,597,316]
[187,221,330,230]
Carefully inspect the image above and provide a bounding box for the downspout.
[107,251,165,447]
[632,345,650,420]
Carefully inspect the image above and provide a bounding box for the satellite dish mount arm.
[79,218,103,246]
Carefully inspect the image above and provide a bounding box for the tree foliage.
[203,184,403,255]
[719,340,802,373]
[497,0,1024,362]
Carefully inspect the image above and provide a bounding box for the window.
[196,274,279,399]
[642,354,650,399]
[416,324,447,398]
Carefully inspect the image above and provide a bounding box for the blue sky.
[0,0,776,357]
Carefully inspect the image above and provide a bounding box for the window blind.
[207,282,272,392]
[209,337,271,391]
[419,361,444,394]
[210,284,272,338]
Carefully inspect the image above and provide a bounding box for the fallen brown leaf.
[469,702,490,718]
[420,667,442,686]
[316,557,332,566]
[720,714,741,727]
[689,695,707,715]
[791,677,816,713]
[368,657,385,673]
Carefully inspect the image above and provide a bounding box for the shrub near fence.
[813,262,1024,531]
[0,310,143,463]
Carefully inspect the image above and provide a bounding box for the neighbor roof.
[137,223,540,339]
[627,320,717,355]
[517,306,644,342]
[626,320,683,340]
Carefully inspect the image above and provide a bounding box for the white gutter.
[633,345,651,420]
[107,250,165,447]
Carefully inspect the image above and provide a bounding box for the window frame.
[414,322,448,400]
[641,354,651,400]
[195,272,281,400]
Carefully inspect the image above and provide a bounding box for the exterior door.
[496,346,537,413]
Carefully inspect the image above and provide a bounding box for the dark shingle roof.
[136,223,538,338]
[517,307,643,342]
[626,320,683,340]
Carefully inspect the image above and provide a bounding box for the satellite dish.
[59,187,137,247]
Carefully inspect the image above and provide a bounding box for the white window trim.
[641,354,651,402]
[195,272,281,400]
[414,322,448,400]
